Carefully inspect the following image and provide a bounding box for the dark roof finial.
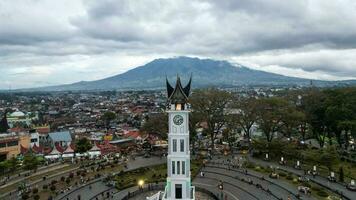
[183,73,192,97]
[166,76,174,98]
[166,74,192,104]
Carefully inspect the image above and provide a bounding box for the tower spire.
[166,75,192,105]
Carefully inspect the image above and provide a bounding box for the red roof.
[44,147,52,154]
[98,141,119,155]
[9,127,26,133]
[124,131,141,139]
[37,127,50,135]
[20,144,29,154]
[32,144,44,154]
[55,142,65,153]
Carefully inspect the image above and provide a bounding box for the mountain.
[22,57,356,91]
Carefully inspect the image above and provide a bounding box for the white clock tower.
[162,76,195,200]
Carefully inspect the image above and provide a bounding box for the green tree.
[338,120,356,149]
[75,137,93,154]
[318,146,339,171]
[303,146,339,171]
[189,112,199,151]
[303,90,328,148]
[230,97,258,141]
[281,106,306,139]
[222,128,237,149]
[0,160,10,175]
[252,139,294,159]
[256,97,288,143]
[9,157,19,170]
[140,113,168,139]
[101,111,116,128]
[23,154,39,171]
[324,88,356,148]
[190,88,232,150]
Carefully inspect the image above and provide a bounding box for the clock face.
[173,115,184,125]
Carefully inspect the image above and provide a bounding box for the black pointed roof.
[183,76,192,97]
[166,77,174,98]
[0,112,10,133]
[166,75,192,104]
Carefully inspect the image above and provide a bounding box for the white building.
[30,131,40,147]
[7,110,38,128]
[162,76,194,200]
[148,77,194,200]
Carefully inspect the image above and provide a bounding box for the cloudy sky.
[1,0,356,89]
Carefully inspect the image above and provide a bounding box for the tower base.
[147,185,195,200]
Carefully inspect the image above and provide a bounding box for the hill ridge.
[16,56,356,91]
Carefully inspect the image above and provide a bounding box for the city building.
[0,133,20,161]
[6,110,38,128]
[0,133,30,161]
[47,131,72,148]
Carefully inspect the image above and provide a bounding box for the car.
[298,186,311,194]
[269,172,279,179]
[346,182,356,191]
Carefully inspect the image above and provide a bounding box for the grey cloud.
[234,49,356,77]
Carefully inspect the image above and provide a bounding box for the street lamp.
[218,180,224,200]
[138,179,144,189]
[218,180,224,190]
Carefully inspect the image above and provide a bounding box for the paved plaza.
[39,154,353,200]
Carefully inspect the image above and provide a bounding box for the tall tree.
[303,90,328,148]
[101,111,116,129]
[9,157,19,170]
[230,97,258,141]
[76,137,93,154]
[281,105,306,139]
[189,112,199,151]
[23,154,39,171]
[256,97,288,143]
[338,120,356,149]
[319,146,340,171]
[140,113,168,139]
[222,128,237,149]
[324,88,356,148]
[190,88,232,150]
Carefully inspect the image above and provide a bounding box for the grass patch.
[115,159,203,191]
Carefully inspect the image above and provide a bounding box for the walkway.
[248,155,354,200]
[57,156,166,200]
[0,163,69,190]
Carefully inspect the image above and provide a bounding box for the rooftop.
[48,131,72,142]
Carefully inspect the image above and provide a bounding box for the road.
[0,163,68,189]
[57,156,166,200]
[199,156,316,200]
[248,155,354,200]
[90,155,315,200]
[54,154,354,200]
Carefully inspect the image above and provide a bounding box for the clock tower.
[163,75,195,200]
